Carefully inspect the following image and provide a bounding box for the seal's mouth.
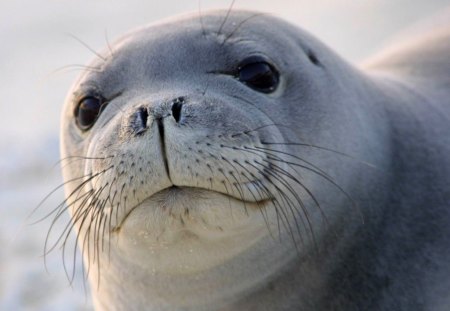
[112,185,272,233]
[153,185,272,205]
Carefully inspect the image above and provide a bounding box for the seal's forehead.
[114,10,294,51]
[78,10,307,95]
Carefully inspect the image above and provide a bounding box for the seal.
[57,10,450,311]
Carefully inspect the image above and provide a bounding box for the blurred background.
[1,0,449,310]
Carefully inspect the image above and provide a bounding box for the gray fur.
[59,10,450,311]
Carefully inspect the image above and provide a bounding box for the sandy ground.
[1,0,449,310]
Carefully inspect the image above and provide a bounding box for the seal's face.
[60,10,370,304]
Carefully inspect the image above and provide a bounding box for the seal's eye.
[74,96,104,130]
[237,56,279,93]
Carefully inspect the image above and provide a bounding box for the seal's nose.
[171,97,184,123]
[128,96,185,136]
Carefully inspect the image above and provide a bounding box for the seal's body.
[59,11,450,310]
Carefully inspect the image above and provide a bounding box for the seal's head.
[60,10,387,310]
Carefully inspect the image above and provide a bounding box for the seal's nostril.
[171,98,184,123]
[132,107,148,135]
[138,107,148,129]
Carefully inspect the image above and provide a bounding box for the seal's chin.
[112,186,275,274]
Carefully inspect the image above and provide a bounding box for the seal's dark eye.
[75,96,103,130]
[237,56,279,93]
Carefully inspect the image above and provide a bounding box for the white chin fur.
[112,187,275,274]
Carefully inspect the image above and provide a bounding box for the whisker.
[216,167,235,219]
[254,147,363,223]
[198,0,206,37]
[29,174,91,225]
[261,158,329,228]
[222,12,267,45]
[41,64,102,82]
[104,29,114,58]
[261,141,378,169]
[221,157,249,216]
[217,0,236,35]
[65,33,106,62]
[252,146,330,177]
[233,162,275,238]
[56,155,113,169]
[253,160,316,248]
[43,191,92,274]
